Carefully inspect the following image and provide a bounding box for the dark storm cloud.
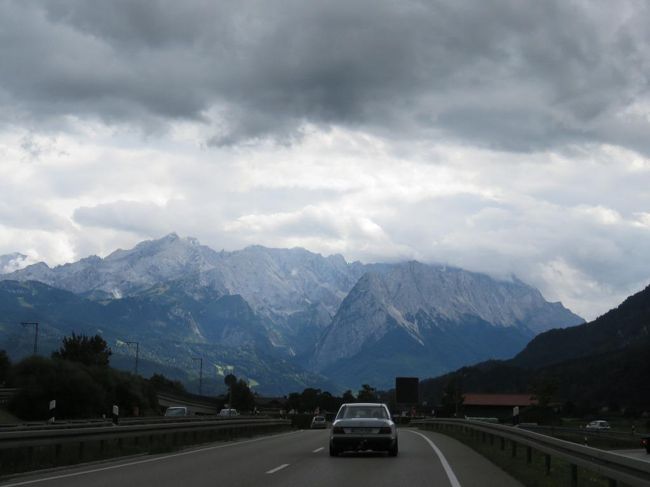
[1,0,649,151]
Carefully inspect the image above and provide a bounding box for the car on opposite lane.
[219,408,239,416]
[329,403,398,457]
[164,406,189,417]
[586,420,611,431]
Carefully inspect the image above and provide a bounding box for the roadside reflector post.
[112,404,119,425]
[570,464,578,487]
[49,399,56,423]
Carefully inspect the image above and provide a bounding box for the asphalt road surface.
[0,428,522,487]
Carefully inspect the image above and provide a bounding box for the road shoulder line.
[406,429,462,487]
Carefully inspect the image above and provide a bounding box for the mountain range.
[419,282,650,411]
[0,234,583,392]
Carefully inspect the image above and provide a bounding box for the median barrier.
[412,418,650,487]
[0,417,291,476]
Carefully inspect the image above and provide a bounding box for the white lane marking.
[0,430,302,487]
[265,463,290,474]
[312,447,324,453]
[406,430,462,487]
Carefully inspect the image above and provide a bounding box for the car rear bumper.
[331,435,396,452]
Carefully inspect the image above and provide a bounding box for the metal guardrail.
[0,414,267,433]
[0,417,290,450]
[520,424,644,443]
[0,416,292,475]
[412,419,650,487]
[0,388,17,405]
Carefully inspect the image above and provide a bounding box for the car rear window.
[337,406,388,419]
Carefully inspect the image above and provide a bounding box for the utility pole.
[228,366,234,411]
[125,341,139,375]
[21,322,39,355]
[192,357,203,395]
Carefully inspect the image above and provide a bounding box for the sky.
[1,0,650,320]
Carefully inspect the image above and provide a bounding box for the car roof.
[340,403,386,407]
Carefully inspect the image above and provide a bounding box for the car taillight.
[333,427,344,434]
[642,439,648,446]
[379,427,392,434]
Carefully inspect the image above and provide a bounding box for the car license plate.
[354,428,378,434]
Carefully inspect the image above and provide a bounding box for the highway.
[0,428,522,487]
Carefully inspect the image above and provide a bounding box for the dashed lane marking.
[312,447,324,453]
[266,464,290,474]
[0,430,302,487]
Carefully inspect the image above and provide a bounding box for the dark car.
[642,436,650,454]
[311,415,327,429]
[329,403,398,457]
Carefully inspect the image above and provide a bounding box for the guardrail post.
[545,454,551,476]
[78,442,84,461]
[511,441,517,458]
[607,479,617,487]
[54,443,61,464]
[489,433,494,445]
[526,446,532,464]
[500,437,505,451]
[570,464,578,487]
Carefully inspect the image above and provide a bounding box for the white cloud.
[2,1,650,321]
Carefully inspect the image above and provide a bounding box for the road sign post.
[395,377,419,417]
[49,399,56,423]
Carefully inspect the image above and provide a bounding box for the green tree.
[224,373,237,389]
[342,390,355,402]
[0,350,10,385]
[52,333,112,367]
[149,373,187,395]
[530,376,558,408]
[9,356,106,420]
[230,379,255,412]
[441,377,464,416]
[300,388,322,412]
[286,392,301,412]
[357,384,377,402]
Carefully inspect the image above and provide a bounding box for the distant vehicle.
[219,408,239,416]
[164,406,189,417]
[642,436,650,454]
[329,403,398,457]
[311,415,327,429]
[586,420,611,430]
